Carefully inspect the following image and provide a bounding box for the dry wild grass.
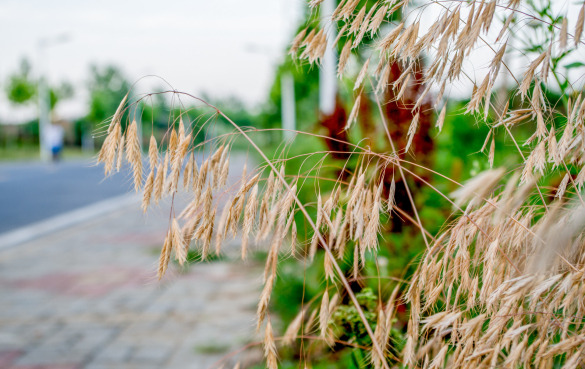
[97,0,585,368]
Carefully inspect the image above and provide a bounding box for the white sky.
[2,0,583,124]
[0,0,304,123]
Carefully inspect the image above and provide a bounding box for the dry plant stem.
[434,0,585,46]
[207,335,371,369]
[502,123,549,211]
[245,131,538,246]
[429,0,552,213]
[370,79,430,249]
[270,137,518,228]
[213,108,391,369]
[561,161,585,205]
[393,205,435,241]
[397,163,522,274]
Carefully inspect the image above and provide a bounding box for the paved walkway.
[0,196,263,368]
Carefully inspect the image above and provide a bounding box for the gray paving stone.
[91,344,133,363]
[14,345,85,365]
[0,155,262,369]
[130,344,172,364]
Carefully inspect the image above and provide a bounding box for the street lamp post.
[319,0,338,116]
[37,34,69,161]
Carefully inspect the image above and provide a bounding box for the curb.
[0,193,140,252]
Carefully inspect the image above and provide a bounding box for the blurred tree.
[49,81,74,110]
[5,58,74,110]
[5,59,36,105]
[86,65,130,125]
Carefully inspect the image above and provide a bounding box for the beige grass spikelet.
[98,123,121,176]
[298,29,315,58]
[197,159,209,191]
[200,209,215,261]
[191,157,199,190]
[363,181,382,250]
[264,319,278,369]
[182,216,199,245]
[405,112,419,152]
[323,251,335,281]
[488,136,495,168]
[450,168,504,208]
[353,6,375,48]
[108,93,127,134]
[168,129,178,163]
[575,165,585,189]
[372,310,387,369]
[338,42,352,76]
[319,290,334,346]
[215,201,230,256]
[436,104,446,133]
[162,152,169,184]
[241,184,258,260]
[238,172,260,195]
[349,5,366,35]
[211,145,226,188]
[368,5,387,37]
[519,51,547,97]
[345,94,361,130]
[290,28,307,56]
[376,62,391,94]
[333,24,348,48]
[395,73,411,101]
[354,58,370,91]
[560,17,568,51]
[283,308,305,345]
[257,273,275,330]
[576,4,584,47]
[219,155,230,188]
[125,120,142,191]
[115,131,125,172]
[497,13,513,42]
[172,218,186,265]
[148,135,158,169]
[168,133,191,194]
[183,152,193,189]
[142,167,155,212]
[490,41,507,78]
[178,117,185,141]
[153,164,164,204]
[332,0,347,20]
[157,229,173,280]
[378,23,403,51]
[340,0,360,20]
[532,140,546,175]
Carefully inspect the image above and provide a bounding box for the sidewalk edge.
[0,193,140,251]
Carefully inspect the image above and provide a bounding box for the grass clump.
[98,0,585,367]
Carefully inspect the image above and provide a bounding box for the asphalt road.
[0,159,133,234]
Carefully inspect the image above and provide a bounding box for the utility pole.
[281,72,296,139]
[37,43,50,162]
[37,34,69,162]
[280,0,297,140]
[319,0,338,116]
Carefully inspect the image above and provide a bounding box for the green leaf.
[564,62,585,70]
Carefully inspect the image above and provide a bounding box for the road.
[0,159,132,234]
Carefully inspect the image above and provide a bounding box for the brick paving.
[0,159,263,369]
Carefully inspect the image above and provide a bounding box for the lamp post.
[37,33,69,161]
[319,0,337,116]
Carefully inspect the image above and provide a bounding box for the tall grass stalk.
[98,0,585,367]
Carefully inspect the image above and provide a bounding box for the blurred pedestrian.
[45,123,64,162]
